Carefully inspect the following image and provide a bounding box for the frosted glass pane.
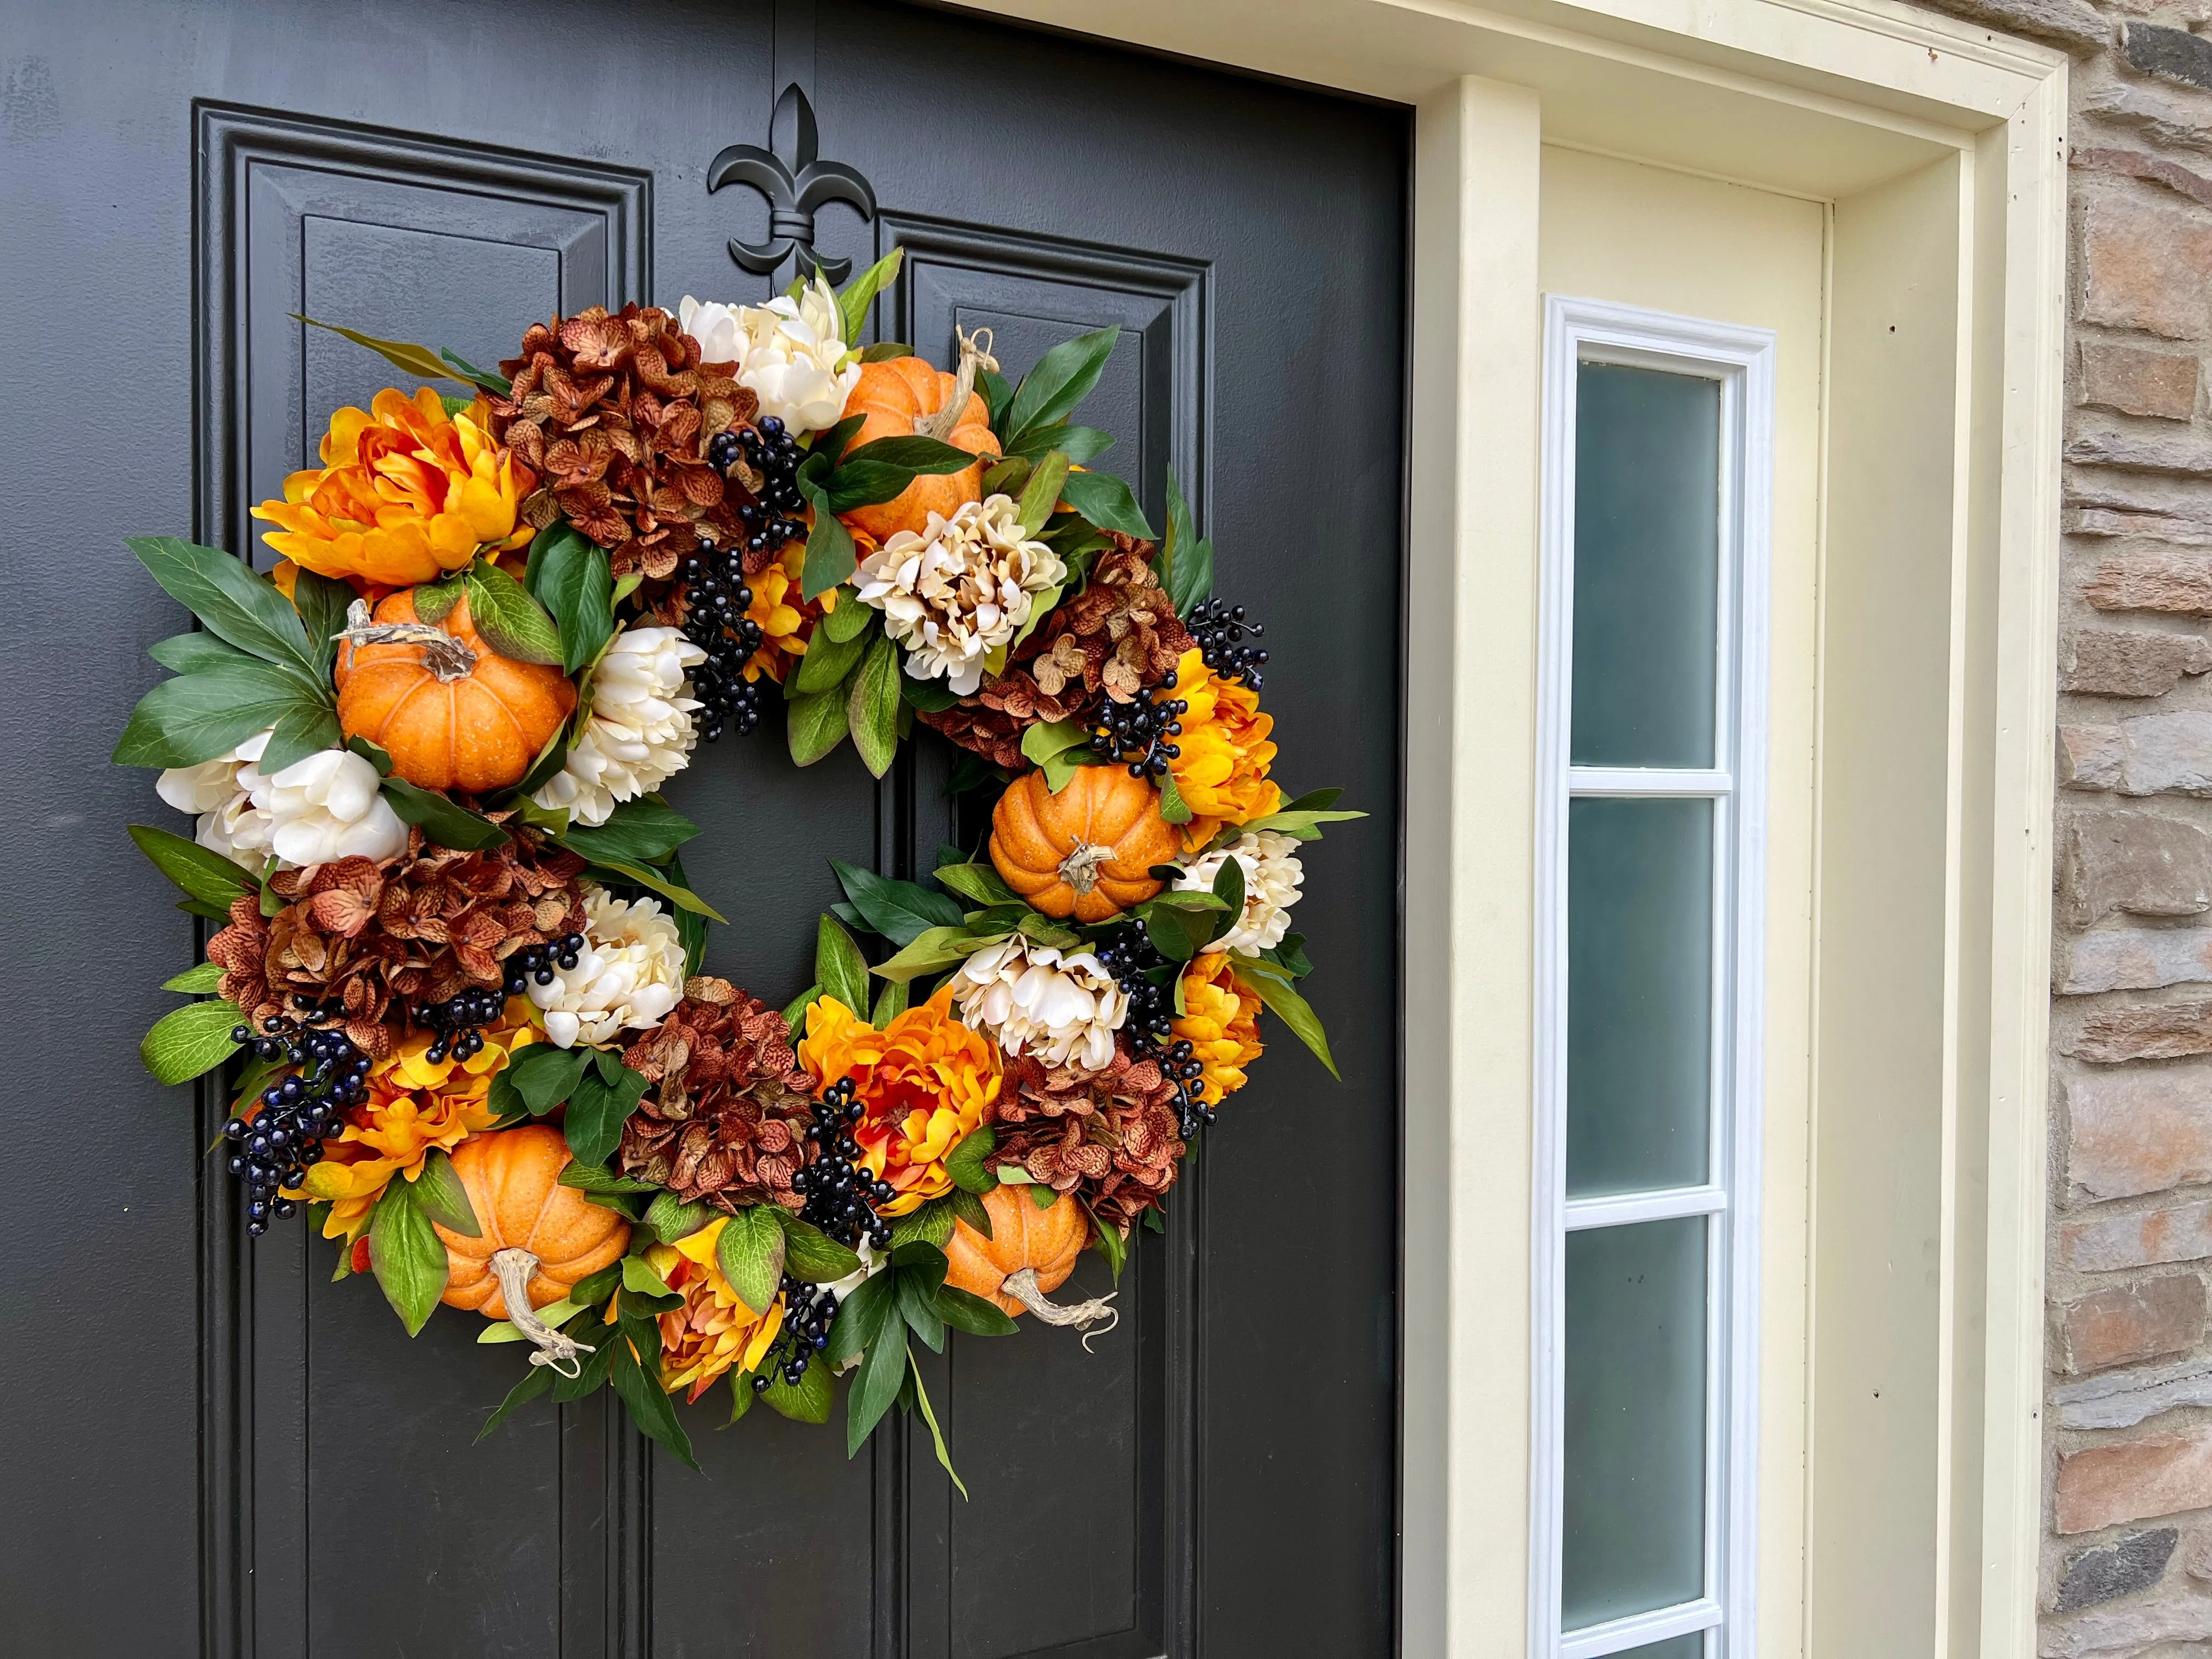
[1562,1218,1709,1629]
[1615,1637,1706,1659]
[1571,363,1720,769]
[1567,797,1713,1195]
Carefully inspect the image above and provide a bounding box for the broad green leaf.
[889,1197,955,1252]
[823,1269,896,1369]
[1040,746,1094,794]
[981,455,1032,499]
[1157,770,1193,826]
[562,1063,648,1166]
[1160,471,1192,601]
[140,998,244,1085]
[781,982,823,1039]
[820,593,874,645]
[837,246,905,346]
[411,570,467,625]
[947,1186,992,1237]
[410,1148,482,1237]
[126,536,319,677]
[112,658,328,769]
[288,567,355,678]
[872,926,1007,984]
[437,346,510,396]
[846,1328,909,1458]
[1001,422,1117,465]
[803,413,868,469]
[728,1368,758,1423]
[369,1180,449,1336]
[346,734,395,776]
[162,961,226,993]
[622,1255,677,1299]
[898,1269,947,1351]
[777,1214,863,1284]
[1030,1184,1060,1211]
[1016,450,1069,538]
[552,1315,621,1400]
[560,798,699,866]
[793,620,868,693]
[476,1362,555,1442]
[978,366,1015,432]
[815,915,871,1014]
[717,1206,788,1314]
[798,477,858,602]
[465,560,564,666]
[831,860,965,947]
[1142,901,1214,964]
[505,1043,590,1114]
[1210,853,1246,949]
[294,314,478,387]
[837,435,977,473]
[149,632,253,674]
[1233,807,1367,842]
[898,667,962,712]
[1057,469,1154,539]
[787,685,851,766]
[1236,959,1341,1079]
[579,855,728,923]
[1002,326,1120,446]
[870,978,910,1026]
[642,1191,715,1243]
[1019,719,1089,767]
[557,1159,659,1194]
[935,1283,1018,1337]
[1088,1205,1127,1282]
[1014,913,1080,949]
[857,341,913,363]
[932,861,1019,908]
[526,526,614,673]
[609,1321,699,1470]
[381,776,510,850]
[944,1126,998,1195]
[761,1354,837,1424]
[129,824,256,908]
[259,699,345,775]
[848,631,901,779]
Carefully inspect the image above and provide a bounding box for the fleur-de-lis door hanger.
[708,83,877,284]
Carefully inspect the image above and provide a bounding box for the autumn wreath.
[115,253,1356,1473]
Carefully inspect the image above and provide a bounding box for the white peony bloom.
[534,625,706,827]
[528,886,687,1048]
[1175,831,1305,957]
[250,747,412,867]
[854,495,1065,696]
[158,728,276,868]
[952,934,1128,1075]
[679,274,860,437]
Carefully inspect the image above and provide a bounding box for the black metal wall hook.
[708,83,875,284]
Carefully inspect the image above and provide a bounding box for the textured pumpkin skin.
[435,1125,630,1318]
[838,357,995,544]
[943,1184,1088,1316]
[334,589,575,794]
[989,766,1177,923]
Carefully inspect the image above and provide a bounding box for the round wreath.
[116,254,1357,1471]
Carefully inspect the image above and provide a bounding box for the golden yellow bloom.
[738,539,837,684]
[1161,647,1280,851]
[1170,953,1263,1105]
[650,1220,788,1401]
[252,387,535,589]
[798,986,1001,1215]
[294,999,542,1244]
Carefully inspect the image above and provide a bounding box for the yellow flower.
[292,999,541,1243]
[738,539,837,684]
[1170,954,1263,1105]
[252,387,535,589]
[1161,648,1280,850]
[650,1220,788,1401]
[798,986,1000,1215]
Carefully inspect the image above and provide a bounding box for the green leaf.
[563,1062,649,1166]
[259,699,345,776]
[825,1268,896,1369]
[898,1269,947,1351]
[162,961,226,993]
[815,914,872,1014]
[981,455,1032,500]
[503,1043,590,1115]
[410,1148,482,1237]
[716,1205,788,1314]
[1237,959,1342,1080]
[905,1351,969,1497]
[380,776,510,850]
[761,1355,837,1424]
[1015,450,1070,538]
[437,347,509,395]
[837,435,978,475]
[1087,1204,1127,1282]
[889,1197,955,1252]
[526,525,615,673]
[1007,423,1116,465]
[870,978,910,1026]
[849,631,901,779]
[932,861,1019,908]
[622,1254,676,1299]
[553,1314,622,1400]
[1210,853,1246,948]
[781,982,823,1039]
[1057,470,1154,539]
[828,862,963,947]
[293,314,482,388]
[946,1186,992,1237]
[858,341,913,363]
[804,413,868,469]
[126,536,320,677]
[642,1191,715,1243]
[557,1159,660,1195]
[369,1180,449,1336]
[1025,1183,1058,1211]
[898,668,962,712]
[798,477,859,602]
[347,733,395,776]
[149,632,253,675]
[847,1327,910,1458]
[140,998,244,1085]
[778,1214,864,1284]
[935,1283,1019,1338]
[476,1363,556,1442]
[837,246,904,345]
[1233,806,1367,843]
[945,1126,998,1195]
[788,685,851,766]
[793,620,870,693]
[288,567,354,679]
[820,592,874,645]
[1002,326,1120,446]
[609,1320,699,1470]
[1142,899,1215,964]
[466,560,564,666]
[1019,719,1090,768]
[409,571,466,626]
[727,1368,758,1423]
[129,824,256,908]
[579,855,727,923]
[872,926,1006,984]
[560,798,699,866]
[112,658,330,769]
[1157,770,1193,826]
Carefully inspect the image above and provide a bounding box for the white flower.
[534,626,706,827]
[528,886,687,1047]
[854,495,1065,695]
[250,747,411,867]
[159,729,276,868]
[1175,831,1305,956]
[952,935,1128,1074]
[679,274,860,437]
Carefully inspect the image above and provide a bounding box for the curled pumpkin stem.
[1001,1266,1119,1352]
[915,325,998,445]
[1057,840,1109,897]
[336,597,477,683]
[489,1245,593,1379]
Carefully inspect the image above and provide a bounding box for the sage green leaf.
[1233,806,1367,842]
[1004,422,1116,465]
[858,341,912,363]
[258,699,345,775]
[563,1063,648,1167]
[369,1181,448,1336]
[642,1190,715,1243]
[1236,959,1342,1079]
[981,455,1032,499]
[609,1322,699,1470]
[846,1328,909,1458]
[816,914,871,1014]
[931,861,1018,908]
[936,1283,1018,1338]
[557,1159,659,1195]
[525,526,614,673]
[140,998,244,1085]
[1016,450,1069,538]
[820,592,874,645]
[761,1355,836,1424]
[838,435,976,475]
[793,622,868,693]
[126,536,319,676]
[1057,469,1154,539]
[129,824,256,908]
[506,1043,590,1114]
[1040,746,1094,794]
[1088,1205,1127,1282]
[1019,719,1089,767]
[476,1357,555,1442]
[436,346,510,396]
[898,1269,947,1351]
[149,632,253,675]
[580,856,727,923]
[560,798,699,866]
[162,961,226,993]
[465,561,564,666]
[622,1254,676,1299]
[798,477,857,602]
[1142,901,1214,963]
[1002,326,1119,445]
[1209,854,1246,949]
[825,1270,896,1370]
[294,314,478,387]
[870,977,910,1026]
[782,981,823,1039]
[945,1127,998,1195]
[287,567,355,678]
[837,246,904,346]
[716,1205,788,1315]
[849,631,901,779]
[1157,770,1193,826]
[778,1214,863,1284]
[873,926,1007,984]
[831,860,966,947]
[889,1197,956,1253]
[898,668,961,712]
[411,571,466,625]
[728,1368,758,1423]
[905,1351,968,1497]
[788,685,851,766]
[410,1148,482,1237]
[112,658,328,769]
[380,776,510,850]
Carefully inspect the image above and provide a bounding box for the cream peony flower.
[534,626,706,828]
[1175,831,1305,957]
[251,747,411,867]
[158,728,276,868]
[854,495,1065,696]
[528,886,687,1048]
[951,935,1128,1075]
[678,274,859,436]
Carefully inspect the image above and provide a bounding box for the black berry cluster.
[1184,598,1268,690]
[1092,926,1213,1140]
[750,1273,839,1393]
[789,1077,896,1251]
[223,1005,369,1237]
[708,416,809,558]
[674,541,768,741]
[413,985,506,1065]
[1089,666,1186,780]
[503,933,586,998]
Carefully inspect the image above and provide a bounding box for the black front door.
[0,3,1406,1654]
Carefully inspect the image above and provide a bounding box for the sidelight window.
[1532,298,1775,1659]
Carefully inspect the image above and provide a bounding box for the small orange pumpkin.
[335,588,575,794]
[837,357,995,544]
[944,1184,1089,1316]
[989,766,1178,923]
[434,1125,630,1318]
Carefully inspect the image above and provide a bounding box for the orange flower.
[648,1219,788,1401]
[738,539,838,685]
[1161,647,1280,850]
[1170,954,1263,1105]
[291,998,541,1243]
[798,986,1001,1215]
[252,387,535,589]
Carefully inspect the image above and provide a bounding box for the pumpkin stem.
[1057,840,1110,897]
[914,325,998,445]
[490,1246,594,1379]
[1001,1267,1119,1351]
[336,597,478,683]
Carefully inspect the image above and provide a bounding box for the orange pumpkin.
[944,1184,1089,1317]
[335,588,575,794]
[837,357,995,544]
[434,1125,630,1318]
[989,765,1178,923]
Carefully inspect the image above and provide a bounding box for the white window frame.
[1531,296,1776,1659]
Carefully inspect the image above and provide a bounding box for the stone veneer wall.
[1903,2,2212,1649]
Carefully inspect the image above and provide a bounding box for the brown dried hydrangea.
[205,828,586,1057]
[614,978,818,1213]
[491,304,759,580]
[921,533,1194,770]
[989,1041,1188,1231]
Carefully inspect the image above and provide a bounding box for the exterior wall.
[1912,0,2212,1647]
